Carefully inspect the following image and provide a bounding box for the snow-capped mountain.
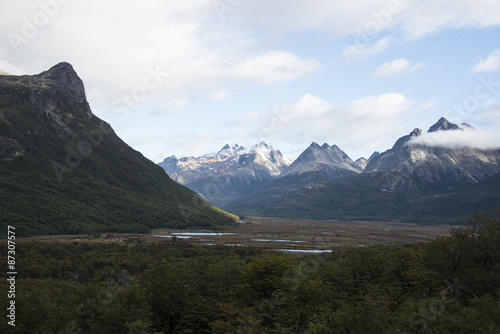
[158,142,291,206]
[364,118,500,192]
[159,144,247,185]
[225,117,500,224]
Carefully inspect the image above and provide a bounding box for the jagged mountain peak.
[38,62,88,104]
[364,118,500,193]
[0,62,91,119]
[355,157,368,170]
[158,142,291,206]
[428,117,461,132]
[308,142,321,149]
[219,144,246,154]
[251,141,271,152]
[393,128,423,148]
[300,142,348,158]
[249,142,291,165]
[369,151,380,160]
[250,142,271,156]
[40,62,76,76]
[281,142,362,178]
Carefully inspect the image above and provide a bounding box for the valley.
[18,217,451,252]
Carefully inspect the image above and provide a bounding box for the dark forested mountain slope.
[0,63,237,236]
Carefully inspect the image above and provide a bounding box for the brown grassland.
[18,217,451,252]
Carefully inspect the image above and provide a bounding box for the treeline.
[1,212,499,333]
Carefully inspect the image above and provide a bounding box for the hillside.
[0,63,238,236]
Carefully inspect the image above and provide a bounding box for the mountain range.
[162,117,500,224]
[224,117,500,223]
[0,63,238,236]
[2,62,498,236]
[159,142,291,206]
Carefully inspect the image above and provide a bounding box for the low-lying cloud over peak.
[408,127,500,151]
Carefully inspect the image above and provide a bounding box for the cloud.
[227,112,260,127]
[408,128,500,150]
[241,92,417,159]
[465,99,500,130]
[222,0,500,45]
[210,89,233,101]
[2,0,500,163]
[375,58,422,77]
[395,0,500,40]
[470,49,500,74]
[340,37,392,63]
[0,59,26,75]
[0,1,320,117]
[226,51,321,84]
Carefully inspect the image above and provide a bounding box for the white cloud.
[0,59,26,75]
[221,0,500,44]
[408,128,500,150]
[391,0,500,40]
[0,1,320,118]
[466,100,500,130]
[375,58,422,77]
[470,49,500,74]
[229,51,321,83]
[227,112,260,127]
[340,37,392,63]
[210,89,233,101]
[240,93,417,159]
[347,93,415,117]
[2,0,500,162]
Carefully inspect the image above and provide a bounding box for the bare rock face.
[428,117,461,132]
[355,157,368,170]
[0,63,92,136]
[158,143,292,206]
[37,63,90,110]
[279,142,362,179]
[364,118,500,193]
[0,62,95,161]
[0,137,24,161]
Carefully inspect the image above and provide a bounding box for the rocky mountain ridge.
[364,119,500,193]
[225,117,500,223]
[279,142,362,178]
[159,142,292,206]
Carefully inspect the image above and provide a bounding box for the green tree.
[142,261,195,334]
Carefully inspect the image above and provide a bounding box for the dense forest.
[1,211,499,333]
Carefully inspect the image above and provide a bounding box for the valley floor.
[19,217,451,252]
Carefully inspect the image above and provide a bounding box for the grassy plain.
[18,217,451,252]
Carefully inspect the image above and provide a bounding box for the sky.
[1,0,500,162]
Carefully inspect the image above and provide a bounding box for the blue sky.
[1,0,500,162]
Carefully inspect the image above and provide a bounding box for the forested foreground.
[1,212,499,334]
